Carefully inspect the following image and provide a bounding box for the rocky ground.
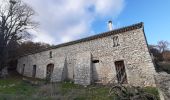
[155,72,170,100]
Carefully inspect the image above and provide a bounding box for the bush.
[156,62,170,74]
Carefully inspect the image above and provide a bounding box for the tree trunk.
[0,49,9,78]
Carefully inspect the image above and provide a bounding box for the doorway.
[115,61,127,84]
[32,65,36,77]
[46,64,54,82]
[92,60,100,82]
[22,64,25,75]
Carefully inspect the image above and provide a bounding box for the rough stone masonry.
[17,22,156,86]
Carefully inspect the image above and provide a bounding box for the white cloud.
[1,0,125,44]
[28,29,55,44]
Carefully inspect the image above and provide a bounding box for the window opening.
[49,51,52,58]
[92,60,99,63]
[113,36,119,47]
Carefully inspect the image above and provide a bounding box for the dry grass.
[0,71,160,100]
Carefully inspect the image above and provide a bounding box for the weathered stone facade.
[17,22,156,86]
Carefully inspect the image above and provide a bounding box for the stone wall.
[17,24,156,86]
[51,57,66,82]
[74,52,92,85]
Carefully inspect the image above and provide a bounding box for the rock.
[2,85,6,88]
[9,84,15,87]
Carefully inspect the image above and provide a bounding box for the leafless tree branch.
[0,0,38,71]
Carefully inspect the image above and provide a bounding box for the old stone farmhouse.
[17,22,156,86]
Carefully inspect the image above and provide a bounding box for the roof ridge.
[19,22,144,58]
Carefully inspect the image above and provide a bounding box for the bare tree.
[157,41,169,53]
[0,0,37,74]
[157,41,170,61]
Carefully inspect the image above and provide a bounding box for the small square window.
[113,36,120,47]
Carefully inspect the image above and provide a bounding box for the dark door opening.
[46,64,54,82]
[115,61,127,84]
[22,64,25,75]
[32,65,36,77]
[92,60,100,82]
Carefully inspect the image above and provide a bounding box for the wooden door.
[115,61,127,84]
[46,64,54,81]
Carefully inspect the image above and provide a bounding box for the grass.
[144,86,160,99]
[0,72,160,100]
[0,75,37,95]
[0,73,38,100]
[39,82,112,100]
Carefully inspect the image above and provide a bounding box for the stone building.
[17,22,156,86]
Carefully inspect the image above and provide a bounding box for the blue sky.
[3,0,168,45]
[92,0,170,45]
